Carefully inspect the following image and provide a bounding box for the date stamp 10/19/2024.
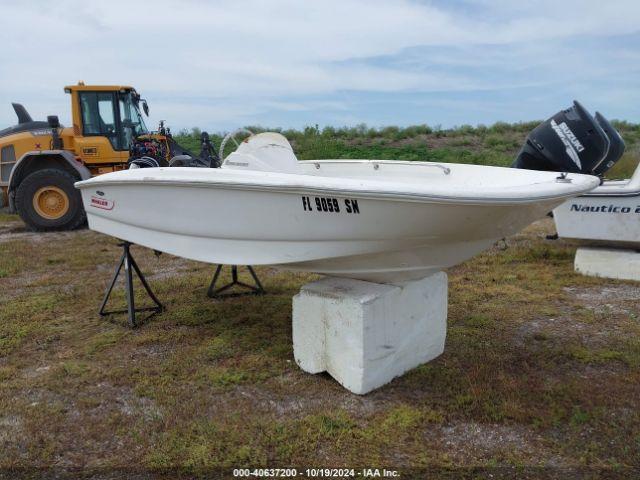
[233,468,400,478]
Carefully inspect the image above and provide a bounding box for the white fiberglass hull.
[553,167,640,247]
[77,159,599,283]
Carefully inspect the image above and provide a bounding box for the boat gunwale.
[76,177,598,206]
[582,190,640,198]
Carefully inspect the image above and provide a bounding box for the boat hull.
[80,177,587,283]
[554,193,640,247]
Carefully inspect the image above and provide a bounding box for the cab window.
[118,92,149,150]
[79,92,123,150]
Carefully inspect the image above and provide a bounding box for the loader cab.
[66,84,149,164]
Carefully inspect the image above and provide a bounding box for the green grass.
[0,239,25,278]
[0,214,639,474]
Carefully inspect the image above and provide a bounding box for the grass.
[1,211,639,476]
[1,119,640,476]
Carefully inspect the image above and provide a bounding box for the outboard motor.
[513,100,625,176]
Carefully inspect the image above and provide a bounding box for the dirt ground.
[0,211,639,479]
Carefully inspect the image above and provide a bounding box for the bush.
[489,121,512,134]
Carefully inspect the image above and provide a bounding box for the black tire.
[15,168,86,231]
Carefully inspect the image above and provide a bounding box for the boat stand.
[99,241,163,328]
[207,265,265,298]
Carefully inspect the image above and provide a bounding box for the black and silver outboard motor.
[513,100,625,177]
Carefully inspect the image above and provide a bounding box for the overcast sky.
[0,0,639,132]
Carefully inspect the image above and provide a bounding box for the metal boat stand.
[99,241,163,328]
[207,265,265,298]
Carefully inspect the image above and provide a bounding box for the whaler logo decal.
[90,196,114,210]
[570,204,640,214]
[551,120,584,169]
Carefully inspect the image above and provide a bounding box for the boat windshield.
[119,92,149,148]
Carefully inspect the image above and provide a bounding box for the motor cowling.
[513,100,625,176]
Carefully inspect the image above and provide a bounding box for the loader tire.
[15,168,86,231]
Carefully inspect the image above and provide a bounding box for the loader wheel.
[16,168,86,231]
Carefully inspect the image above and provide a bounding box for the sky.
[0,0,639,132]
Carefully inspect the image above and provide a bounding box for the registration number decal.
[301,196,360,214]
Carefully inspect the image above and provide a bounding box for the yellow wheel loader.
[0,83,218,231]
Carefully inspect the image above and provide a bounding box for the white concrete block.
[575,247,640,282]
[292,272,447,395]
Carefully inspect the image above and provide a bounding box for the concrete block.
[292,272,447,395]
[575,247,640,282]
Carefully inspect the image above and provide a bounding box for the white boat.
[75,132,598,283]
[553,163,640,246]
